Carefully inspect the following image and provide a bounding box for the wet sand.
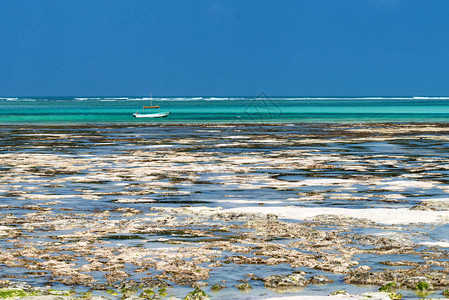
[1,123,449,299]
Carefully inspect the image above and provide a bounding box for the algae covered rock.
[413,279,433,298]
[140,277,171,289]
[378,281,398,292]
[235,283,252,293]
[406,277,433,290]
[308,275,334,285]
[360,291,397,300]
[330,290,349,295]
[185,287,209,300]
[210,283,226,292]
[264,274,308,288]
[0,288,39,298]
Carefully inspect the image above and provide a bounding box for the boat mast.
[143,91,159,109]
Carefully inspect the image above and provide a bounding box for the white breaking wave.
[74,98,102,101]
[269,97,445,101]
[203,97,231,100]
[128,97,151,101]
[133,96,449,101]
[413,96,449,100]
[7,96,449,102]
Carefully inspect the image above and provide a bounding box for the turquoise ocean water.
[1,96,449,124]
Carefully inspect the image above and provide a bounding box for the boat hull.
[133,112,170,118]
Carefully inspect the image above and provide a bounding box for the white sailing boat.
[133,111,170,118]
[133,93,171,118]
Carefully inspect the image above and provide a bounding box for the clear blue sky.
[1,0,449,97]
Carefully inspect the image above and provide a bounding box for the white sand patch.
[268,292,390,300]
[215,143,243,147]
[81,194,102,200]
[270,179,358,190]
[115,198,155,203]
[227,135,250,139]
[342,165,368,172]
[300,179,358,186]
[214,199,284,204]
[376,180,435,190]
[268,297,355,300]
[220,206,449,225]
[420,197,449,203]
[238,183,268,189]
[178,206,223,215]
[385,194,406,199]
[420,241,449,248]
[0,226,15,237]
[349,126,449,134]
[232,158,266,164]
[252,139,285,143]
[290,195,326,201]
[146,145,175,148]
[22,194,79,200]
[194,130,221,132]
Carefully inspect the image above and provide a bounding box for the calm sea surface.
[1,96,449,124]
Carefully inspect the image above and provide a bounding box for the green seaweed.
[379,282,398,292]
[158,288,168,297]
[48,289,75,296]
[210,283,226,292]
[416,281,430,291]
[80,290,93,298]
[140,289,155,299]
[414,281,432,298]
[331,290,348,295]
[236,283,252,293]
[106,289,119,296]
[443,289,449,297]
[185,287,208,300]
[0,289,39,299]
[388,292,402,299]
